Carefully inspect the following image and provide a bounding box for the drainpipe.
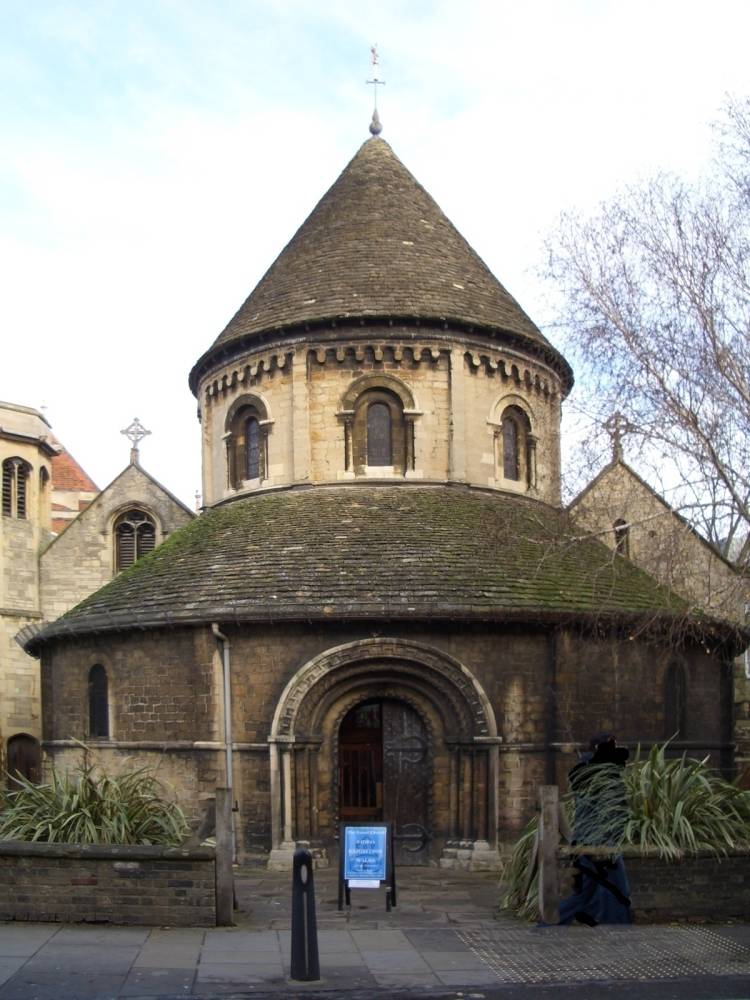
[211,623,235,862]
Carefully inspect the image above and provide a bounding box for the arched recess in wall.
[6,733,41,786]
[338,374,420,476]
[489,396,536,490]
[664,659,688,740]
[113,507,158,572]
[88,664,110,739]
[224,394,273,489]
[2,456,32,519]
[269,638,499,860]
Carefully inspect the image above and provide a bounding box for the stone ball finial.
[369,109,383,136]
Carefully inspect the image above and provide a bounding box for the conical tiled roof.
[190,137,571,391]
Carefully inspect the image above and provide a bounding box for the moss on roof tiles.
[28,485,703,649]
[190,139,571,392]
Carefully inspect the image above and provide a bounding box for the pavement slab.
[0,867,748,997]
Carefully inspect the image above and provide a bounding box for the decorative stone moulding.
[204,351,294,403]
[465,351,557,401]
[309,342,448,366]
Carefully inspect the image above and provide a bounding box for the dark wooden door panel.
[382,701,431,864]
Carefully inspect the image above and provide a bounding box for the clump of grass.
[618,742,750,860]
[500,741,750,919]
[0,752,188,846]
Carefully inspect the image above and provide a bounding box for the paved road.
[0,866,746,998]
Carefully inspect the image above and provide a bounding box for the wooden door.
[339,702,383,821]
[382,701,431,865]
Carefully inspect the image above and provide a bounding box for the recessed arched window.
[339,376,417,477]
[497,405,535,488]
[2,457,31,519]
[88,664,110,739]
[245,416,261,480]
[7,733,41,786]
[613,519,630,557]
[114,509,156,572]
[502,414,520,480]
[367,402,393,466]
[665,660,687,739]
[225,397,270,490]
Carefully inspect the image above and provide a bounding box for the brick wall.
[0,842,216,926]
[558,848,750,922]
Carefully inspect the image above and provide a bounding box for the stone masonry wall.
[40,463,193,622]
[558,849,750,922]
[41,621,732,859]
[198,328,567,507]
[0,842,216,926]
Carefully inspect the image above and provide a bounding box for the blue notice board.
[343,824,388,882]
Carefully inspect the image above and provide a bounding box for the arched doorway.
[7,734,41,786]
[339,699,430,864]
[268,639,501,871]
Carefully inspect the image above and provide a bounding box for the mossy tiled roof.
[27,485,701,650]
[190,138,572,392]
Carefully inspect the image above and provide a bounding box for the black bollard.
[290,848,320,982]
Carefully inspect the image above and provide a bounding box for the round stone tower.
[27,131,735,871]
[189,137,573,510]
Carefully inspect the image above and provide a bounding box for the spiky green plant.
[0,755,188,846]
[500,742,750,919]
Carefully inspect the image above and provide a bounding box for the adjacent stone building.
[24,132,744,867]
[1,401,193,779]
[569,455,750,784]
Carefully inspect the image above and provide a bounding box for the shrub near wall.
[0,842,216,926]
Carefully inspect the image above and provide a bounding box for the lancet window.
[114,509,156,571]
[88,664,110,739]
[496,405,536,489]
[613,519,630,557]
[664,660,687,739]
[2,457,31,519]
[339,376,417,477]
[225,397,270,490]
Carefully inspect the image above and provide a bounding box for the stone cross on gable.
[367,44,385,135]
[121,417,151,465]
[604,411,635,462]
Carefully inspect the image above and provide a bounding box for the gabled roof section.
[190,137,572,392]
[569,458,738,572]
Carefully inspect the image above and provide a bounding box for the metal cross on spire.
[367,44,385,135]
[121,417,152,465]
[604,411,635,462]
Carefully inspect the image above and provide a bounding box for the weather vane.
[367,44,385,135]
[121,417,151,464]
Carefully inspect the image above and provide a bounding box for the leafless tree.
[545,97,750,562]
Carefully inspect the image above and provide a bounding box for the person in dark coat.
[558,732,633,926]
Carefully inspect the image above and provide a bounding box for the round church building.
[26,130,739,869]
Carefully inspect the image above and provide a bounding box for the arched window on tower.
[496,406,535,489]
[88,664,110,739]
[245,416,261,480]
[339,375,418,477]
[225,397,270,490]
[613,519,630,557]
[366,402,393,466]
[114,509,156,572]
[2,457,31,519]
[664,660,687,740]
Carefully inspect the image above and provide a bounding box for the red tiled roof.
[51,449,98,493]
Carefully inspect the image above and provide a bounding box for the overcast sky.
[2,0,749,508]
